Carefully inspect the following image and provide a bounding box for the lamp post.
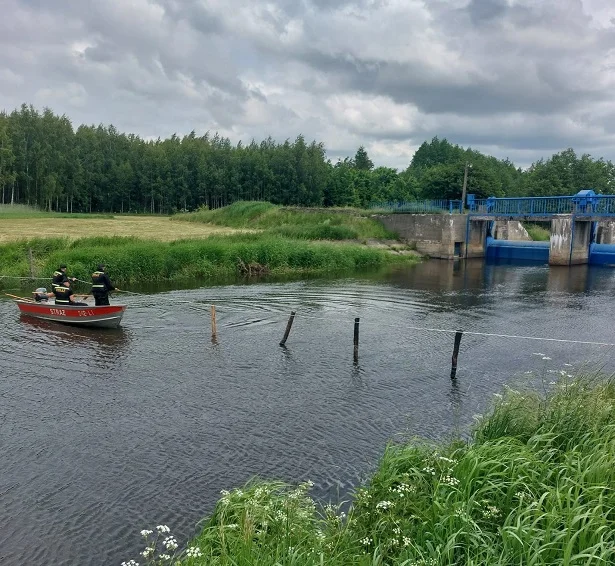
[461,162,472,211]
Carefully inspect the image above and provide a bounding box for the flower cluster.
[185,546,202,558]
[482,505,501,519]
[360,536,372,546]
[156,525,170,533]
[440,474,460,487]
[422,466,436,476]
[163,536,178,550]
[376,500,395,511]
[389,483,416,497]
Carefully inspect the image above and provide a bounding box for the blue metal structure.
[370,200,463,214]
[371,191,615,218]
[485,237,549,263]
[468,192,615,218]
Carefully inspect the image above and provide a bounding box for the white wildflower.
[422,466,436,476]
[376,500,394,510]
[403,536,412,547]
[440,474,460,487]
[159,554,171,561]
[163,536,178,550]
[185,546,202,558]
[360,536,372,546]
[156,525,170,533]
[140,529,153,537]
[438,456,457,464]
[121,562,139,566]
[141,547,154,558]
[483,505,501,519]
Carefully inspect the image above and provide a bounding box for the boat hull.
[15,301,126,328]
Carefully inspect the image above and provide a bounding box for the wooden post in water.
[279,311,296,346]
[450,330,463,379]
[28,248,34,278]
[353,317,360,363]
[211,305,217,339]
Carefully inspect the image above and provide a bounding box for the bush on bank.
[126,375,615,565]
[0,234,415,286]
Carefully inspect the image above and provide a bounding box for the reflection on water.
[1,260,615,566]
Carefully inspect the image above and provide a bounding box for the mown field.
[0,214,251,243]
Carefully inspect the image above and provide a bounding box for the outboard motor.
[34,287,49,302]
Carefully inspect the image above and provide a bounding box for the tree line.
[1,104,614,214]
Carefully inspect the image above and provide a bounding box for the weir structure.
[373,191,615,266]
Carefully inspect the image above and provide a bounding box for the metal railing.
[370,200,463,214]
[468,195,615,217]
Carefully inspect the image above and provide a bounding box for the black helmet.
[97,264,105,271]
[59,264,67,269]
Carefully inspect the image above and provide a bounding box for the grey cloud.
[4,0,615,171]
[466,0,508,25]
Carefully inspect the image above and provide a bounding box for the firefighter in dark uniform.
[91,264,115,306]
[52,264,76,294]
[54,280,88,306]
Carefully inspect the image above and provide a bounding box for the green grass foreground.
[0,233,415,286]
[173,201,396,241]
[128,376,615,565]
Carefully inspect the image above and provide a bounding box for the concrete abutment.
[375,213,602,266]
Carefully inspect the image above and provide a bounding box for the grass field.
[175,201,396,241]
[0,215,252,243]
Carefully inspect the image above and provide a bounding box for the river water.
[1,260,615,565]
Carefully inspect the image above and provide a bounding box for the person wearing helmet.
[91,264,116,306]
[51,264,76,294]
[54,280,88,306]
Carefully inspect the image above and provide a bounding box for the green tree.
[353,146,373,171]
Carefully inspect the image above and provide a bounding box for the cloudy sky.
[2,0,615,169]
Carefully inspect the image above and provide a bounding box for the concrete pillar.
[595,220,615,244]
[466,219,487,258]
[494,220,531,241]
[549,216,591,265]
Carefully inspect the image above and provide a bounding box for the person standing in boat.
[91,264,116,306]
[54,280,88,306]
[51,264,76,294]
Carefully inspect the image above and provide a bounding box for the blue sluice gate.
[589,243,615,266]
[485,239,615,265]
[485,237,549,263]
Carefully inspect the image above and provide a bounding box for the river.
[1,260,615,565]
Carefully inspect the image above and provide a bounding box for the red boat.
[14,300,127,328]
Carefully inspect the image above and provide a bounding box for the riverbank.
[127,375,615,565]
[0,233,419,286]
[0,202,419,286]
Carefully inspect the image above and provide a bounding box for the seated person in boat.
[52,264,76,294]
[91,264,116,306]
[54,280,88,306]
